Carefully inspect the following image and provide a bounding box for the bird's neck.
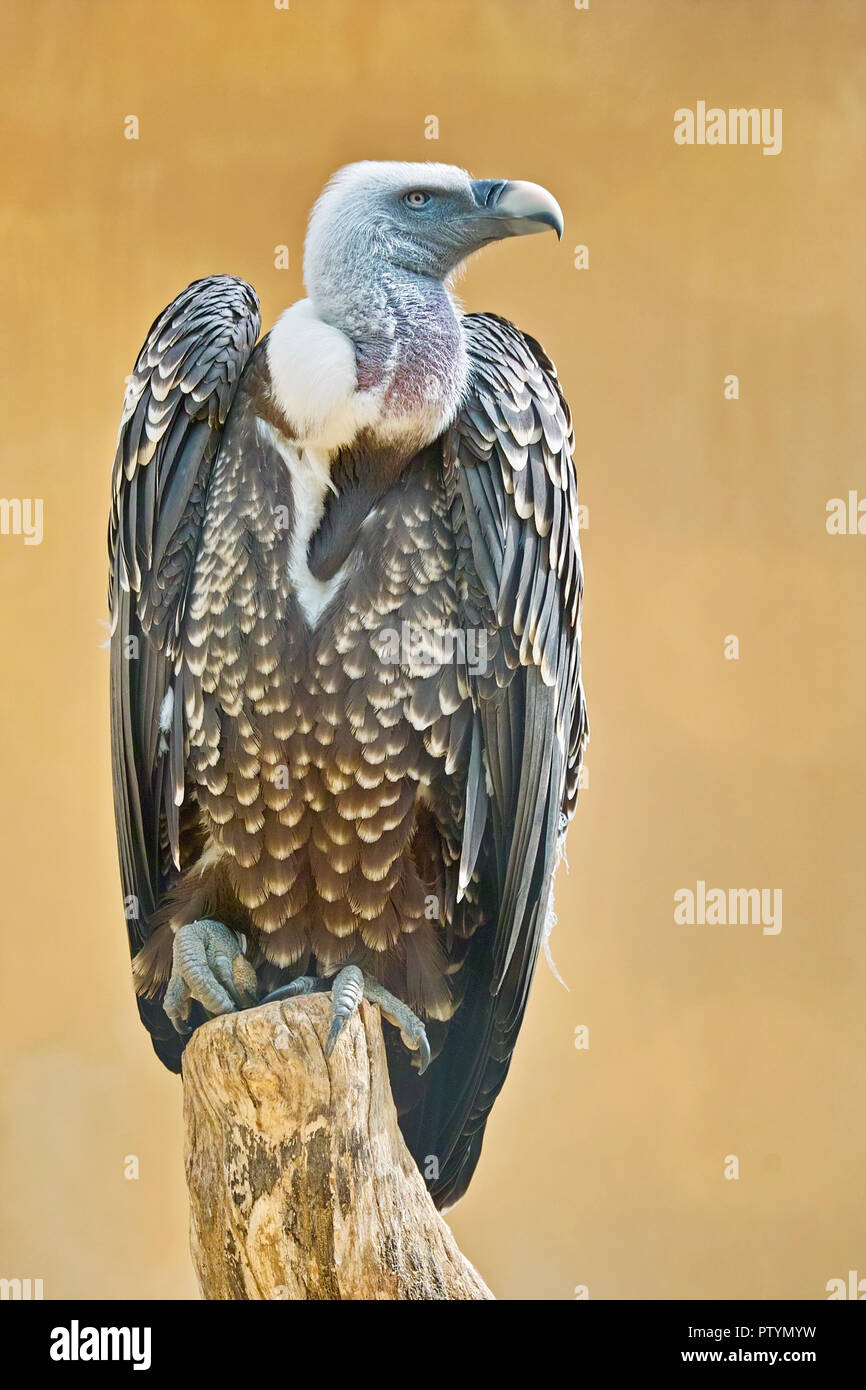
[266,266,468,458]
[315,264,469,450]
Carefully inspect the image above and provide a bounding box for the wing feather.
[108,276,260,1066]
[404,312,588,1207]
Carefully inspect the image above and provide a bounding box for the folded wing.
[108,276,260,1066]
[401,312,588,1207]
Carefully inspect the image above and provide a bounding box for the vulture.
[109,161,587,1209]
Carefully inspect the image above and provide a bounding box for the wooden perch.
[182,994,493,1300]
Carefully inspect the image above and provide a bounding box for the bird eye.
[403,190,432,208]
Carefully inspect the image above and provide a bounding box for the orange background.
[0,0,864,1299]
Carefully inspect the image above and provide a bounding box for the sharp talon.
[324,1014,347,1059]
[261,976,322,1005]
[323,965,364,1062]
[212,954,244,1010]
[416,1031,431,1075]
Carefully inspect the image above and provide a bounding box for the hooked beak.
[470,178,564,240]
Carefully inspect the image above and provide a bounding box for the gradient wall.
[0,0,863,1299]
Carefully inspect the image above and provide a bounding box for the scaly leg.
[263,966,431,1074]
[163,919,258,1033]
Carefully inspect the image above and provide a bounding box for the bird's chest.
[189,421,463,807]
[286,467,464,799]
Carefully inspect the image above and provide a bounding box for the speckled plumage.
[110,163,587,1207]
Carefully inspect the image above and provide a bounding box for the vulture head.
[271,161,564,454]
[304,160,563,298]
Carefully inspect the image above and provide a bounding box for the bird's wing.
[109,277,260,1053]
[405,311,588,1208]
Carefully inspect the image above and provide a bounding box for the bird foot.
[263,965,431,1074]
[164,918,259,1033]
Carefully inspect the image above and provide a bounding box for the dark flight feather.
[398,313,587,1208]
[109,277,260,1067]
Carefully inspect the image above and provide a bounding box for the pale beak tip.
[487,179,565,240]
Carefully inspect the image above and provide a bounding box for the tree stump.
[181,994,493,1300]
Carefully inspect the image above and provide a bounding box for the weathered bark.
[182,994,493,1300]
